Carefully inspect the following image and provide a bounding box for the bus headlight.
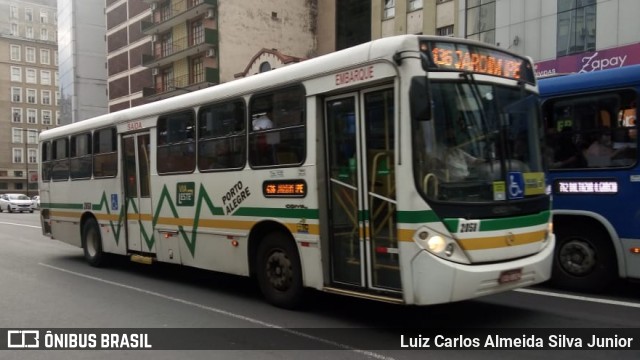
[427,236,446,253]
[414,227,471,264]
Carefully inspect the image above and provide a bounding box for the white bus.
[39,35,554,308]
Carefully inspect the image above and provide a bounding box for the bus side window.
[51,137,70,181]
[249,85,305,167]
[70,133,92,180]
[157,110,196,174]
[93,127,117,178]
[41,141,52,181]
[197,100,246,171]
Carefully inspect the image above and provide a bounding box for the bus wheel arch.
[551,215,617,292]
[249,221,304,309]
[81,214,108,267]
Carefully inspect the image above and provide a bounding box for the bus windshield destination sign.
[422,41,535,84]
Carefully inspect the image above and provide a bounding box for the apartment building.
[105,0,317,110]
[0,0,58,195]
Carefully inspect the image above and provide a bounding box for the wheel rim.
[558,239,596,276]
[86,227,99,258]
[265,249,293,291]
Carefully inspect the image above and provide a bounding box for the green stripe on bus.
[396,210,441,223]
[233,207,319,219]
[443,210,550,233]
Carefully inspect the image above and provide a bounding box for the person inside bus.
[252,108,279,164]
[585,129,631,167]
[436,125,484,181]
[551,127,586,169]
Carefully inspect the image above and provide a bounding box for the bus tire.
[551,223,616,292]
[82,217,108,267]
[256,232,303,309]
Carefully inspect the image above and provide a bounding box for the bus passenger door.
[122,133,154,254]
[324,87,400,293]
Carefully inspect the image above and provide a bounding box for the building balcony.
[142,68,219,101]
[141,0,217,35]
[142,28,218,68]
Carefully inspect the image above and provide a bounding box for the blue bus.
[539,65,640,292]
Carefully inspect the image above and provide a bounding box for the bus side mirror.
[410,77,431,121]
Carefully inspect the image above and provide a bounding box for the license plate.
[498,269,522,284]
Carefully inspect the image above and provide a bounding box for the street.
[0,212,638,360]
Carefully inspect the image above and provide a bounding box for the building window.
[27,109,37,124]
[55,92,60,106]
[259,62,271,73]
[11,23,18,36]
[29,148,38,164]
[159,0,172,21]
[161,67,174,92]
[383,0,395,19]
[26,68,36,83]
[161,32,173,57]
[13,149,23,164]
[10,5,18,19]
[12,128,23,143]
[40,49,50,65]
[40,28,48,41]
[40,10,48,23]
[191,19,204,45]
[11,67,22,82]
[55,71,59,85]
[557,0,596,57]
[26,26,34,39]
[42,110,52,125]
[25,8,33,22]
[42,90,51,105]
[27,89,37,104]
[10,45,21,61]
[12,87,22,102]
[437,25,454,37]
[466,0,496,45]
[26,47,36,63]
[12,108,23,123]
[41,70,51,85]
[191,56,204,84]
[409,0,423,11]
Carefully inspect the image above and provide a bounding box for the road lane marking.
[39,262,395,360]
[0,221,41,229]
[515,288,640,308]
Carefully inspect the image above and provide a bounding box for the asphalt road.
[0,212,638,360]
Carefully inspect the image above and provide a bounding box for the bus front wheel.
[256,232,303,309]
[82,218,107,267]
[552,223,616,292]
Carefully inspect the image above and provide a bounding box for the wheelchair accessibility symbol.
[508,172,524,199]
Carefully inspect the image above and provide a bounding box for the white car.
[32,195,40,209]
[0,193,35,213]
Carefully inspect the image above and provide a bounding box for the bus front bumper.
[409,234,555,305]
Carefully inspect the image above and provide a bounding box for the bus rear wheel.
[551,223,616,292]
[256,232,303,309]
[82,218,108,267]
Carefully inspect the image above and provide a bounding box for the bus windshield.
[414,79,545,205]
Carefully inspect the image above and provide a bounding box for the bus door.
[122,132,154,254]
[324,87,401,292]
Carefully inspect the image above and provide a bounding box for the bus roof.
[538,64,640,97]
[40,34,529,141]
